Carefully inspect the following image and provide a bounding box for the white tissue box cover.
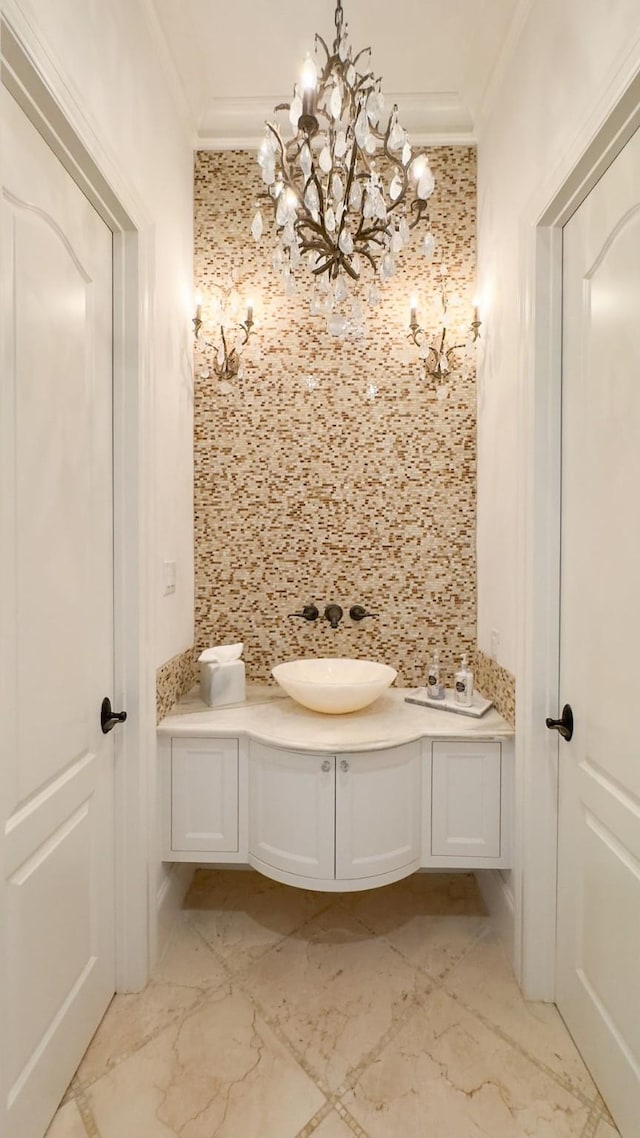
[198,643,243,664]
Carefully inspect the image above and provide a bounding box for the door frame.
[515,64,640,999]
[1,12,156,993]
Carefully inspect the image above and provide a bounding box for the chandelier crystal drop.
[252,0,435,307]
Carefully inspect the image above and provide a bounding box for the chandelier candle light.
[252,0,437,327]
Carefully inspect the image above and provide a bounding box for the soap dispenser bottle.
[427,650,440,697]
[454,653,474,706]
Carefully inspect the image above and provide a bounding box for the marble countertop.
[158,685,514,753]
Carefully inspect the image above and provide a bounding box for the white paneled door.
[0,88,116,1137]
[556,125,640,1137]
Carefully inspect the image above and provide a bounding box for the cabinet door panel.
[171,738,238,852]
[335,743,422,880]
[431,742,501,857]
[249,743,335,879]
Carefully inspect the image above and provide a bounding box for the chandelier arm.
[304,165,329,228]
[265,120,288,171]
[337,133,359,244]
[380,121,413,219]
[338,253,359,280]
[357,247,378,272]
[311,256,334,276]
[352,47,373,71]
[315,32,330,67]
[354,222,386,244]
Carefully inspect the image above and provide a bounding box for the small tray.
[405,687,493,718]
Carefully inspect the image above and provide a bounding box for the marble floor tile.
[339,871,487,933]
[154,915,230,990]
[444,931,598,1101]
[595,1117,621,1136]
[305,1108,362,1137]
[344,988,592,1137]
[76,973,208,1087]
[43,1099,88,1138]
[241,904,431,1093]
[86,986,325,1138]
[379,910,489,980]
[187,868,331,973]
[54,870,622,1138]
[336,873,490,980]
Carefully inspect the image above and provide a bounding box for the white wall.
[2,0,195,669]
[476,0,640,675]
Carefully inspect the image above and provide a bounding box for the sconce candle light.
[408,269,481,382]
[193,280,257,384]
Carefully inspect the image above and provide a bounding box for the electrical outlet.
[490,628,500,661]
[163,560,177,596]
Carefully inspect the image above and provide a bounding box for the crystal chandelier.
[252,0,436,315]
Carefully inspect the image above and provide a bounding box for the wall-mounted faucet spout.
[324,604,343,629]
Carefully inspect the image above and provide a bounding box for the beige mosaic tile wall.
[474,649,516,727]
[156,648,197,723]
[194,147,477,688]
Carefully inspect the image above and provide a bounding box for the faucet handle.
[349,605,379,622]
[288,604,319,622]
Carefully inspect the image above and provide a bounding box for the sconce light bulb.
[285,187,298,208]
[195,290,203,313]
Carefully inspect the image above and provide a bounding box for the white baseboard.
[475,868,515,963]
[154,863,194,968]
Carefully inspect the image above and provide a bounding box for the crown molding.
[195,92,476,151]
[138,0,198,140]
[474,0,536,137]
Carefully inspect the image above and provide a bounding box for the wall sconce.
[408,267,481,381]
[193,279,257,383]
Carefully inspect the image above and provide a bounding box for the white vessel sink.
[271,657,397,715]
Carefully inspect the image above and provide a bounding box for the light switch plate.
[490,628,500,661]
[163,560,177,595]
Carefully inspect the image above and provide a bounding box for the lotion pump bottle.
[427,650,440,697]
[454,653,474,706]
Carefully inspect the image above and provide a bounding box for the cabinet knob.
[321,759,331,772]
[340,759,350,772]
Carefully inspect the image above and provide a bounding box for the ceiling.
[148,0,522,148]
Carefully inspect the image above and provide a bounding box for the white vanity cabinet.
[335,745,422,881]
[158,687,514,885]
[248,740,422,890]
[248,743,335,881]
[159,736,248,862]
[421,740,511,867]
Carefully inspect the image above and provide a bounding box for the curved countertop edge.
[157,685,514,752]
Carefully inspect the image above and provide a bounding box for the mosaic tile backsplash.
[156,648,197,723]
[474,650,516,727]
[194,147,477,689]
